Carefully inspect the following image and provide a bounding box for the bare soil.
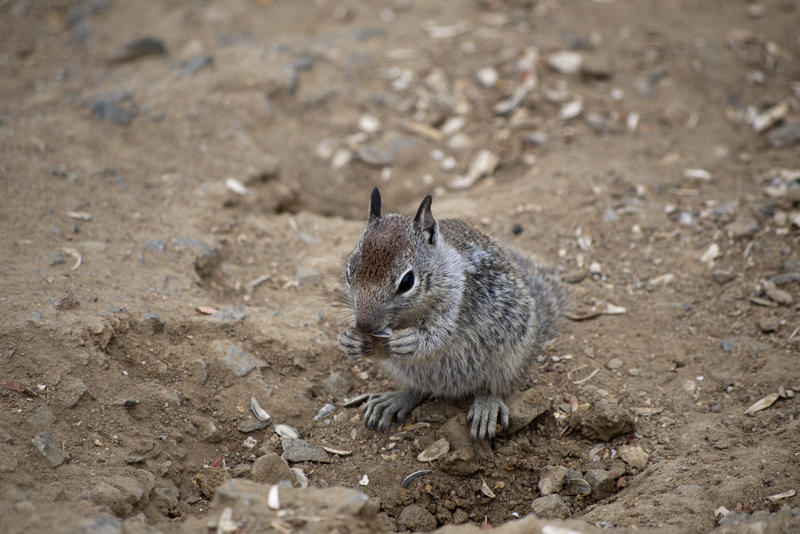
[1,1,799,533]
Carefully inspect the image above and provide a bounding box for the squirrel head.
[344,188,441,335]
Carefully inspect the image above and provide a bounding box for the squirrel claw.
[338,328,372,360]
[364,390,426,431]
[467,395,509,441]
[384,328,420,359]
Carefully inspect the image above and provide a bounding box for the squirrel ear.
[368,187,381,223]
[413,195,438,245]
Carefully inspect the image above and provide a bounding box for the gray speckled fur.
[339,190,565,438]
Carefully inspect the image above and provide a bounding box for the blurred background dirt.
[1,0,799,532]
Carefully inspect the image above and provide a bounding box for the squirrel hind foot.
[364,390,426,432]
[466,394,509,441]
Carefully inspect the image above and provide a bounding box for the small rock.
[237,420,269,433]
[152,487,180,518]
[358,114,381,134]
[322,372,352,400]
[330,148,352,170]
[439,415,472,451]
[767,122,800,149]
[712,269,736,284]
[584,469,616,499]
[251,453,295,485]
[31,404,57,429]
[91,92,138,126]
[440,448,478,476]
[618,445,649,471]
[538,465,568,496]
[449,149,498,190]
[274,424,300,440]
[758,317,779,333]
[397,503,437,532]
[531,494,570,519]
[562,269,587,284]
[213,341,265,377]
[281,437,331,464]
[606,358,623,370]
[762,280,793,305]
[559,99,583,121]
[313,403,336,421]
[195,468,228,499]
[724,217,759,238]
[476,66,498,87]
[89,473,154,518]
[31,431,69,467]
[720,336,767,355]
[546,51,583,75]
[507,388,548,433]
[572,399,634,442]
[417,438,450,462]
[683,168,712,181]
[109,36,166,64]
[207,306,248,324]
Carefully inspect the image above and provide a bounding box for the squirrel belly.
[380,218,564,400]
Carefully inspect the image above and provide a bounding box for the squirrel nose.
[356,318,381,335]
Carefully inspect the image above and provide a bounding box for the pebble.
[57,376,88,408]
[584,469,616,500]
[538,465,568,496]
[573,399,634,442]
[417,438,450,462]
[251,452,295,485]
[724,217,759,238]
[398,503,437,532]
[30,431,69,467]
[767,122,800,149]
[720,336,766,355]
[762,280,793,305]
[546,51,583,75]
[206,306,248,324]
[565,471,591,496]
[618,444,649,471]
[313,403,336,421]
[153,487,180,518]
[506,388,548,433]
[45,251,65,266]
[274,424,300,439]
[683,168,712,181]
[440,448,479,476]
[712,269,736,284]
[358,113,381,134]
[109,36,166,64]
[331,148,352,170]
[559,99,583,121]
[531,494,570,519]
[606,358,623,370]
[449,149,498,190]
[91,92,139,126]
[322,371,352,400]
[212,340,265,377]
[627,368,640,377]
[89,472,155,518]
[758,317,779,333]
[238,420,269,433]
[476,66,498,88]
[280,437,331,463]
[562,269,587,284]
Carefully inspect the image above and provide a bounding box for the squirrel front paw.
[337,327,373,359]
[384,327,419,359]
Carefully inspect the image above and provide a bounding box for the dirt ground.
[1,0,799,533]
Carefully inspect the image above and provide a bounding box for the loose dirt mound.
[1,1,798,533]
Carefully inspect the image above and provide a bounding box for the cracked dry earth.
[1,0,799,533]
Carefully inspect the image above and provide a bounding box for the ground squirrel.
[338,188,565,440]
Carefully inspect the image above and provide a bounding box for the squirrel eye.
[397,271,415,294]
